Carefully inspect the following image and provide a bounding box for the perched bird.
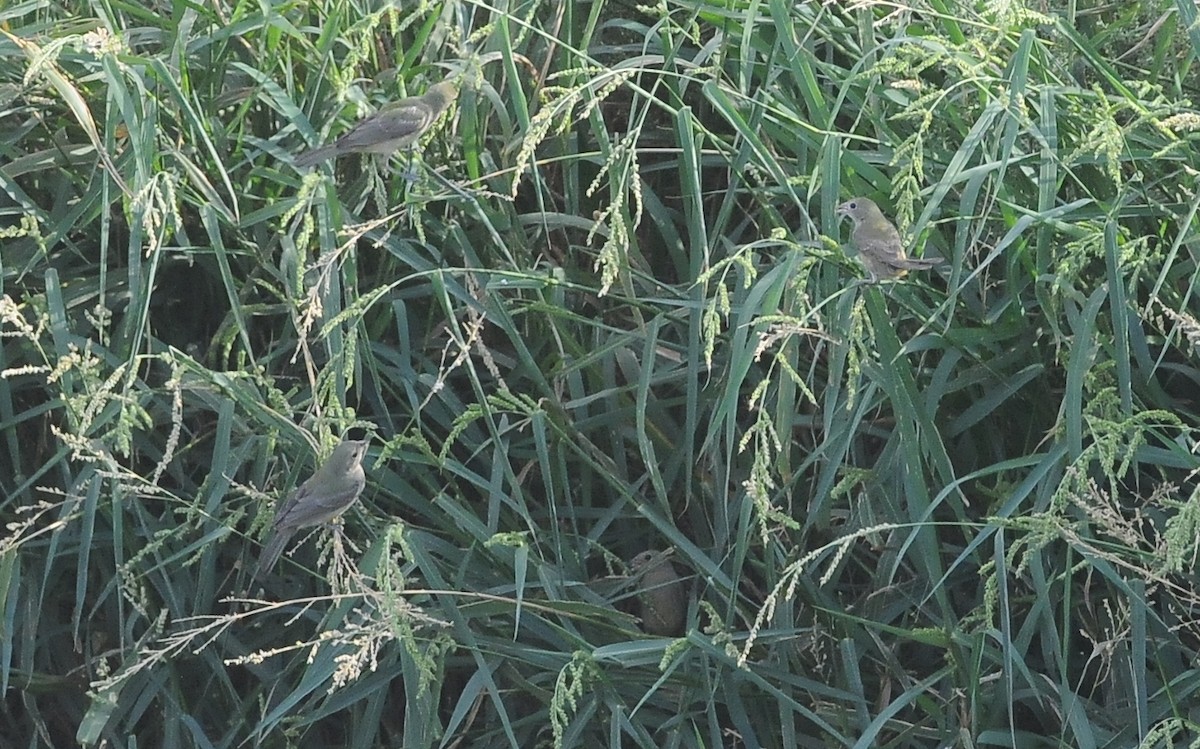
[629,550,686,636]
[251,439,369,584]
[294,80,458,168]
[835,197,944,281]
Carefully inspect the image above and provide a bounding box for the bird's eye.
[849,202,857,209]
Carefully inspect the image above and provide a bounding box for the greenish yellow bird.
[836,197,944,281]
[252,439,368,584]
[294,80,458,168]
[629,550,686,636]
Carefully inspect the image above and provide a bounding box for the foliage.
[2,0,1200,746]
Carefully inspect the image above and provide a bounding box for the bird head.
[330,439,369,472]
[423,80,460,111]
[630,549,673,574]
[835,197,884,226]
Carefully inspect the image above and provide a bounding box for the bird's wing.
[335,101,434,150]
[275,472,365,530]
[858,234,905,264]
[270,482,310,524]
[854,218,905,262]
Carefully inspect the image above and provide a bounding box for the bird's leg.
[399,146,420,184]
[370,157,388,215]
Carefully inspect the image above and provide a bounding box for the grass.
[2,0,1200,746]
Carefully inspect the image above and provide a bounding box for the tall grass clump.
[2,0,1200,746]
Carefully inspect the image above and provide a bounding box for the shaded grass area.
[2,0,1200,746]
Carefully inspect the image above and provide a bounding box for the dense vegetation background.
[3,0,1200,746]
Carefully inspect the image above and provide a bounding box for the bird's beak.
[835,202,850,217]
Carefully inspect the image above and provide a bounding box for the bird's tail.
[250,529,292,586]
[900,256,944,269]
[294,145,338,168]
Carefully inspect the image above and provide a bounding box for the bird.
[294,80,458,168]
[629,550,686,636]
[251,438,369,585]
[835,197,944,281]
